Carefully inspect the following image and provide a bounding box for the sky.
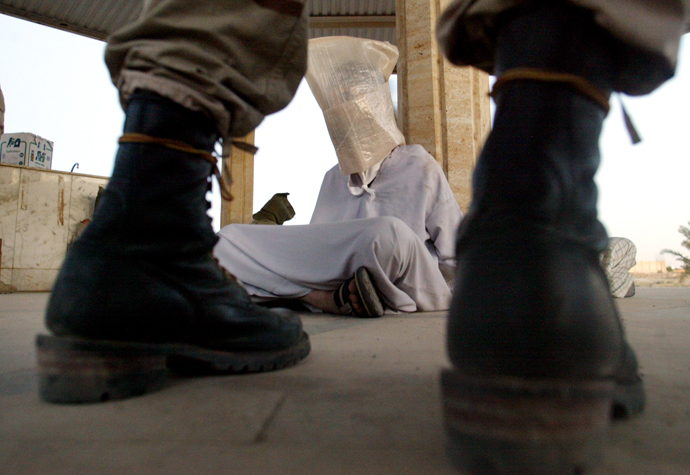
[1,13,688,266]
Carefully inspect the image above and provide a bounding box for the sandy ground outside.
[632,272,689,288]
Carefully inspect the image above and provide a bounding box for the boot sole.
[36,333,311,404]
[441,369,614,475]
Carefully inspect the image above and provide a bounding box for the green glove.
[251,193,295,225]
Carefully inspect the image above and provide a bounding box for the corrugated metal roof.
[309,0,395,16]
[0,0,397,44]
[0,0,142,40]
[310,27,395,44]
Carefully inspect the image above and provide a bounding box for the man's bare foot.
[300,280,363,315]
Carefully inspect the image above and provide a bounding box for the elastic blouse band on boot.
[491,67,643,144]
[118,133,258,201]
[491,67,610,113]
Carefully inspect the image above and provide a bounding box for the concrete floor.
[1,288,688,475]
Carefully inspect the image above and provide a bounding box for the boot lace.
[491,67,610,112]
[118,133,259,202]
[491,68,641,144]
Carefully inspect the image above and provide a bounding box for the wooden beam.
[220,132,255,226]
[396,0,491,212]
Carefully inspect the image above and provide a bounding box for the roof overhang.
[0,0,397,44]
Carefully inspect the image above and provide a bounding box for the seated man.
[214,36,463,316]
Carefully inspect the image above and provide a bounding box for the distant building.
[630,261,667,273]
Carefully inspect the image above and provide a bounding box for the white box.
[0,133,54,169]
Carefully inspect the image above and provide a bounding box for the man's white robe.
[214,145,463,312]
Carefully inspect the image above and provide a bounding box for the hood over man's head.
[305,37,405,176]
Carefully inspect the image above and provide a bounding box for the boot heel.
[441,369,614,475]
[36,335,169,403]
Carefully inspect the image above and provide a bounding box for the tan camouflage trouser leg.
[105,0,308,140]
[437,0,690,94]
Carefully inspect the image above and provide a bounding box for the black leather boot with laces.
[440,2,647,474]
[38,91,310,403]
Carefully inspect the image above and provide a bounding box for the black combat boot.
[441,2,644,474]
[38,91,310,403]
